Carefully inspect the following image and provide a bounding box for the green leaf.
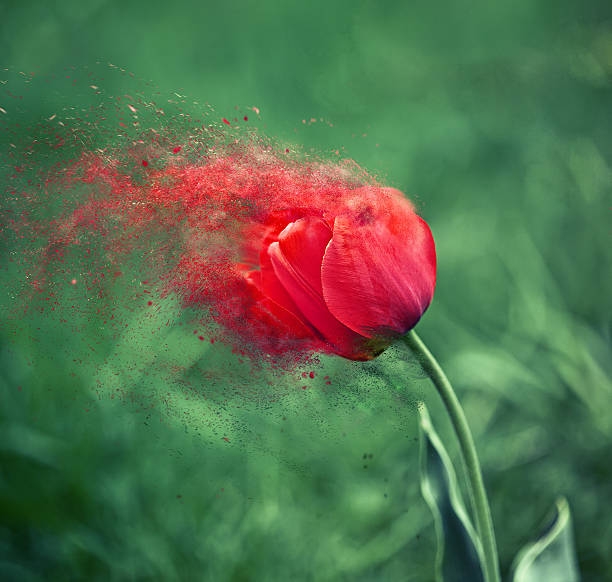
[418,404,485,582]
[512,497,580,582]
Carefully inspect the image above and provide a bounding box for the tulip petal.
[245,269,314,339]
[321,213,436,338]
[276,217,332,294]
[267,218,375,359]
[244,217,332,345]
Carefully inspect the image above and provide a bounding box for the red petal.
[321,211,436,338]
[241,213,328,343]
[268,217,372,358]
[276,217,332,294]
[245,266,313,339]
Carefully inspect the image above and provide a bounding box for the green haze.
[1,0,610,580]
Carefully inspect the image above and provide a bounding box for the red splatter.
[1,80,396,373]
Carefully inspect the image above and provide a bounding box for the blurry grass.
[1,0,612,580]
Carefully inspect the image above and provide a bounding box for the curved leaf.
[512,497,580,582]
[418,404,485,582]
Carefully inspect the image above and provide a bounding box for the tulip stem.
[402,330,500,582]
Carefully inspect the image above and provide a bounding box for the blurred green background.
[1,0,611,580]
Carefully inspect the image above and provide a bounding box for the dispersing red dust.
[0,71,402,372]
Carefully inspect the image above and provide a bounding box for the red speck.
[285,148,290,153]
[142,160,148,167]
[243,116,248,121]
[309,371,315,379]
[173,146,182,153]
[222,437,230,442]
[325,381,331,385]
[198,335,205,341]
[70,278,77,285]
[222,118,230,126]
[147,300,153,306]
[301,385,307,390]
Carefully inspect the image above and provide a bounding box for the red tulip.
[244,186,436,360]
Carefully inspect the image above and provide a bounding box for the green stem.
[402,330,501,582]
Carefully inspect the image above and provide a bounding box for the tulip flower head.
[242,186,436,361]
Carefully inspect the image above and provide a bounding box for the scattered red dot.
[173,146,182,153]
[243,116,248,121]
[142,160,148,167]
[285,148,290,153]
[198,335,205,341]
[222,118,230,126]
[70,278,77,285]
[147,300,153,306]
[301,385,307,390]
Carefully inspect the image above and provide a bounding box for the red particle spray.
[1,71,387,372]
